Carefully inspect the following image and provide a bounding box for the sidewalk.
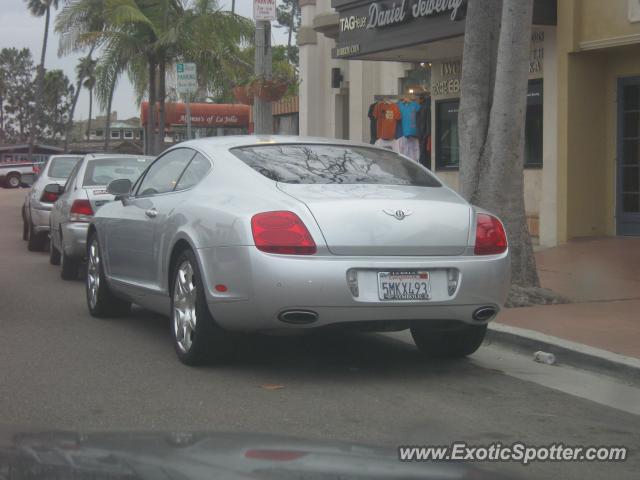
[494,237,640,360]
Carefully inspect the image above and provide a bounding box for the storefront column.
[539,27,559,247]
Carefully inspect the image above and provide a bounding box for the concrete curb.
[486,323,640,385]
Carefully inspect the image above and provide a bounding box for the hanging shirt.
[398,101,421,137]
[373,102,401,140]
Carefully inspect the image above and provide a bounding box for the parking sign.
[176,63,197,95]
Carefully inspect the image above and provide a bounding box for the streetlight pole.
[253,19,273,135]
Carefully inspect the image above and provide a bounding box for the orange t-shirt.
[373,102,401,140]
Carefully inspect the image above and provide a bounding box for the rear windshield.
[230,144,441,187]
[47,157,81,179]
[83,157,153,187]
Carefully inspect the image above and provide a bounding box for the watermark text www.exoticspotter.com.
[398,442,628,465]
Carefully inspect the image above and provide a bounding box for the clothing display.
[398,100,421,137]
[373,101,401,140]
[397,136,420,162]
[367,102,378,144]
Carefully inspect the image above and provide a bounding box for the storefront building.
[299,0,640,245]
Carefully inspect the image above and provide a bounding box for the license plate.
[378,271,431,301]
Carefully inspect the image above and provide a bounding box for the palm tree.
[56,0,104,150]
[82,59,97,140]
[24,0,60,158]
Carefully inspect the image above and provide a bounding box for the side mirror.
[44,183,63,195]
[107,178,132,200]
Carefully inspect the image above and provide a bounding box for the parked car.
[22,155,83,251]
[86,136,510,366]
[1,160,34,188]
[48,154,154,280]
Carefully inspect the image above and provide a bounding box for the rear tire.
[27,220,47,251]
[170,249,235,366]
[86,233,131,317]
[22,212,28,241]
[411,323,487,358]
[5,173,20,188]
[49,237,61,265]
[60,247,80,280]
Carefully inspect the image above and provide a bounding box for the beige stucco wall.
[557,0,640,240]
[577,0,640,47]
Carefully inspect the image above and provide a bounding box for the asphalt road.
[1,187,639,479]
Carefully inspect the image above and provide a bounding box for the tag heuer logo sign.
[254,0,276,21]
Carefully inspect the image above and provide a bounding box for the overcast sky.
[0,0,286,121]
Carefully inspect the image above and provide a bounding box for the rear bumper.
[61,222,89,258]
[30,206,52,233]
[197,246,510,333]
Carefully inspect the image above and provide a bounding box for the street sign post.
[176,63,197,140]
[254,0,276,21]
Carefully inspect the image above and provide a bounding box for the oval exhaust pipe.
[472,306,497,322]
[278,310,319,325]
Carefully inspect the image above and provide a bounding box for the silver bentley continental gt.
[86,136,510,365]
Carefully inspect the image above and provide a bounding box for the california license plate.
[377,271,431,301]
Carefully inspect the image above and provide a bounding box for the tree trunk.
[147,58,157,155]
[29,5,51,161]
[104,76,117,151]
[86,88,93,141]
[156,61,166,154]
[0,94,4,143]
[64,80,83,152]
[231,0,235,13]
[253,20,273,134]
[287,2,296,61]
[458,0,502,204]
[476,0,539,287]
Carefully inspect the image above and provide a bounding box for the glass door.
[618,78,640,235]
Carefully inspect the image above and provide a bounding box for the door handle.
[145,208,158,218]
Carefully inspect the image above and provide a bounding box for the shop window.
[110,130,120,139]
[435,80,544,170]
[435,99,460,170]
[124,130,134,139]
[525,79,543,167]
[400,64,431,95]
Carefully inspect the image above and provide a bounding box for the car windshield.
[47,157,81,179]
[83,157,152,187]
[231,144,441,187]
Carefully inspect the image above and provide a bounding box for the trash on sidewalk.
[261,384,285,390]
[533,351,556,365]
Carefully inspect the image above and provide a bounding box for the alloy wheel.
[173,260,197,353]
[87,239,100,309]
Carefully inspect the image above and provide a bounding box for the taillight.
[474,213,507,255]
[70,199,94,222]
[40,191,59,203]
[251,211,317,255]
[32,165,41,175]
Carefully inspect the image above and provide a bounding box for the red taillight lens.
[70,199,94,222]
[251,211,317,255]
[40,191,59,203]
[32,165,41,174]
[474,213,507,255]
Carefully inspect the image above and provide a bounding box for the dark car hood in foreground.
[0,430,516,480]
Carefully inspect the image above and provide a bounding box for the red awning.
[141,102,250,128]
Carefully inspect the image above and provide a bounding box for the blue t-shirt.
[398,101,421,137]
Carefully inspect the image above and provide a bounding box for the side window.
[137,148,195,196]
[63,163,81,192]
[175,153,211,191]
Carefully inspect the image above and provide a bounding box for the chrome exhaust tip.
[278,310,319,325]
[472,306,497,322]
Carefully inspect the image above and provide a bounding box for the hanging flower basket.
[253,79,289,102]
[232,85,254,105]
